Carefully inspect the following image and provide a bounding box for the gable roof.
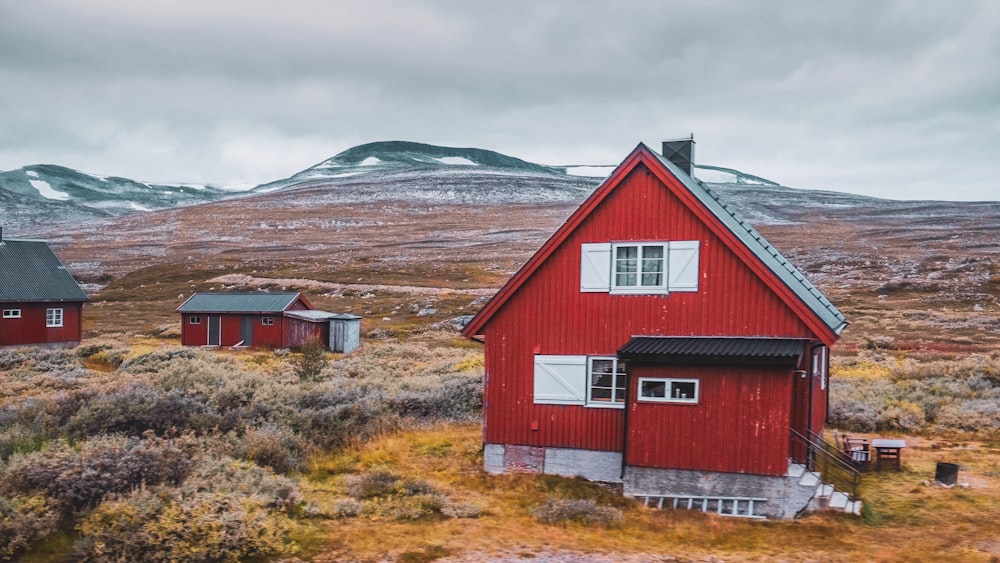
[463,143,848,344]
[176,292,308,313]
[0,238,88,303]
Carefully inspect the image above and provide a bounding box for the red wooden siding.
[181,314,285,348]
[480,164,821,456]
[626,364,793,476]
[180,313,325,349]
[0,302,83,346]
[283,318,327,349]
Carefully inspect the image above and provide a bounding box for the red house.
[0,230,88,348]
[177,291,358,351]
[463,140,849,518]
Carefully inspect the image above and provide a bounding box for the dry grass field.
[3,183,998,561]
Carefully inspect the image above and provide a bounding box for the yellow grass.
[296,424,1000,562]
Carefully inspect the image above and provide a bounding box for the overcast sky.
[1,1,998,200]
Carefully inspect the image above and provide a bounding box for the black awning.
[617,336,808,367]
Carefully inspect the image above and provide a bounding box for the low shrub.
[531,498,624,527]
[1,435,193,514]
[345,470,401,499]
[180,456,302,512]
[0,495,59,562]
[74,487,292,562]
[240,424,305,474]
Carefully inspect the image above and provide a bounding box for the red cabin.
[0,231,87,348]
[463,141,849,518]
[177,291,352,350]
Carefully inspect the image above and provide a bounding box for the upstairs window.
[2,309,21,319]
[45,308,63,328]
[189,316,202,324]
[581,241,700,294]
[262,317,275,326]
[614,244,665,290]
[638,377,699,404]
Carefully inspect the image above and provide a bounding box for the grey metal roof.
[176,292,302,313]
[285,311,362,322]
[649,146,848,336]
[0,239,88,302]
[618,336,808,366]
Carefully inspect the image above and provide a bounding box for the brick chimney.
[662,135,695,177]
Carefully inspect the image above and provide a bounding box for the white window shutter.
[534,355,587,405]
[668,241,700,292]
[580,243,611,292]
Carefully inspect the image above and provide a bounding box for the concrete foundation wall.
[624,465,815,519]
[483,443,622,483]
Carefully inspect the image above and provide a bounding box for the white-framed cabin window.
[45,308,63,328]
[812,345,828,390]
[613,243,666,292]
[580,241,699,294]
[189,316,202,325]
[262,317,275,326]
[586,357,626,408]
[2,309,21,319]
[637,377,699,404]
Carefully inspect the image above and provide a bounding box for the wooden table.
[872,439,906,471]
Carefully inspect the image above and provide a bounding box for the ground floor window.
[45,308,63,328]
[262,317,275,326]
[189,316,201,324]
[587,357,626,407]
[638,377,699,404]
[2,309,21,319]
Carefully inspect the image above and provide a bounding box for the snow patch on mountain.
[436,156,478,166]
[360,157,382,166]
[29,178,70,201]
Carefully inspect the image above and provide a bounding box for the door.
[240,316,254,346]
[207,316,221,346]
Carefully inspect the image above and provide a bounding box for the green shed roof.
[176,292,303,313]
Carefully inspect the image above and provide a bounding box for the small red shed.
[177,291,344,350]
[462,141,849,518]
[0,230,88,348]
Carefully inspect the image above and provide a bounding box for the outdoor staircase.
[788,462,863,515]
[634,494,767,519]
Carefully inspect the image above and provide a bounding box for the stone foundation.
[483,443,622,483]
[623,465,816,519]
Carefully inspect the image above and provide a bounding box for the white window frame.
[813,345,828,391]
[637,377,700,404]
[262,316,275,326]
[585,356,626,409]
[189,316,202,325]
[45,308,63,328]
[2,309,21,319]
[611,242,668,294]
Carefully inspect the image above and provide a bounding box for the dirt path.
[207,273,498,297]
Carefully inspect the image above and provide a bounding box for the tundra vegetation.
[2,277,1000,561]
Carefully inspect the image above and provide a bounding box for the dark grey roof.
[649,146,848,336]
[176,292,302,313]
[0,239,88,302]
[618,336,808,366]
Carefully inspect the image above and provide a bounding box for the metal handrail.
[790,428,862,498]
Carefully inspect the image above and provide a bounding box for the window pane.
[615,246,638,286]
[640,380,666,398]
[671,381,697,400]
[641,245,664,286]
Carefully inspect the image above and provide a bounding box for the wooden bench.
[840,434,871,469]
